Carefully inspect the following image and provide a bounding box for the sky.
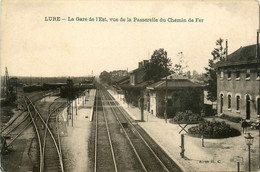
[0,0,259,77]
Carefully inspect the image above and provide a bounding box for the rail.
[94,90,98,172]
[94,89,118,172]
[42,101,66,171]
[26,96,64,172]
[0,111,27,134]
[103,88,170,172]
[1,91,54,137]
[23,97,44,172]
[100,90,118,172]
[90,89,97,122]
[100,89,147,172]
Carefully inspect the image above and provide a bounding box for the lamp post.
[244,133,254,172]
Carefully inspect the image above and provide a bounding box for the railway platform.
[108,90,260,172]
[59,89,96,172]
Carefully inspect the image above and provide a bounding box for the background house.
[215,44,260,121]
[119,60,151,106]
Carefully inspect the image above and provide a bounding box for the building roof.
[129,66,145,74]
[147,79,202,90]
[118,78,129,86]
[215,44,260,68]
[112,75,129,84]
[161,73,188,80]
[120,80,151,90]
[44,83,67,86]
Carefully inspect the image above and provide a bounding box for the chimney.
[143,60,149,66]
[138,62,143,68]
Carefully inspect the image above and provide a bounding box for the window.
[236,96,240,111]
[220,71,224,78]
[130,74,135,85]
[167,98,172,106]
[227,71,231,79]
[246,69,250,80]
[236,71,240,79]
[257,70,260,80]
[228,95,231,109]
[220,94,224,113]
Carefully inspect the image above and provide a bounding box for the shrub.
[169,111,203,124]
[60,87,85,99]
[23,85,44,92]
[188,120,241,138]
[203,104,217,116]
[219,114,242,123]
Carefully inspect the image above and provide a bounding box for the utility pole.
[226,39,228,60]
[75,98,77,115]
[164,75,168,123]
[67,78,73,126]
[258,3,260,169]
[71,100,73,127]
[257,7,260,167]
[4,67,10,100]
[257,30,259,59]
[139,96,144,121]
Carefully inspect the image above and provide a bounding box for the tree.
[204,59,217,102]
[205,38,226,102]
[186,71,191,78]
[144,48,172,82]
[211,38,226,62]
[99,71,111,84]
[173,52,188,74]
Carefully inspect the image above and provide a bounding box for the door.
[246,95,250,120]
[257,98,260,115]
[220,94,223,113]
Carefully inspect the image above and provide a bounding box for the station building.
[146,74,204,117]
[215,44,260,121]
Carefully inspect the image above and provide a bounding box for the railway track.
[94,89,117,172]
[1,91,52,136]
[0,111,27,134]
[1,92,65,148]
[24,96,65,172]
[93,85,182,172]
[1,90,66,172]
[1,91,57,148]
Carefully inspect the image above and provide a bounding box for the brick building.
[215,44,260,121]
